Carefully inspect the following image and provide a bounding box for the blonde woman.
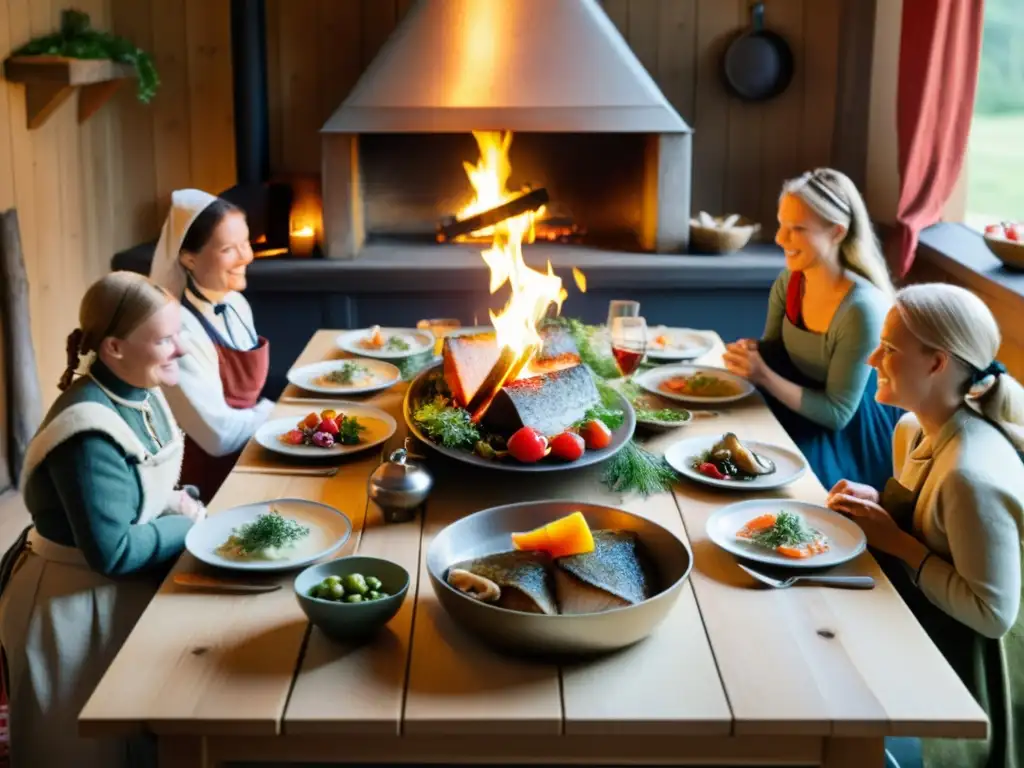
[828,283,1024,768]
[0,272,205,768]
[723,168,902,491]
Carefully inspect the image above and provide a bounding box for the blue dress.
[755,270,904,492]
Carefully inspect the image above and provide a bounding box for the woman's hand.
[828,493,906,555]
[826,479,879,507]
[171,490,207,523]
[722,342,768,385]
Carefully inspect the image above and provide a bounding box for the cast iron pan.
[722,2,794,101]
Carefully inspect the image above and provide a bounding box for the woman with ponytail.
[827,283,1024,768]
[723,167,903,491]
[0,271,205,768]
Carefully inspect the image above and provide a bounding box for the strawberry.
[318,417,340,435]
[698,462,726,480]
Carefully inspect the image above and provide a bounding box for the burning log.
[437,187,549,243]
[465,343,538,424]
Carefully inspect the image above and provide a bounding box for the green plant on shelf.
[14,9,159,104]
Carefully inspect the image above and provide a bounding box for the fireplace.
[320,0,693,260]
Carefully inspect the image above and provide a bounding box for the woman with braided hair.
[0,271,205,767]
[828,283,1024,768]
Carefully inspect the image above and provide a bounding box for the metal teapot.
[367,438,433,523]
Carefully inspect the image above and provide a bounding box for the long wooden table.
[81,330,987,767]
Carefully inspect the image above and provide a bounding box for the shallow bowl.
[426,500,692,657]
[295,556,410,642]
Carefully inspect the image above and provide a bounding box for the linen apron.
[0,383,184,768]
[877,421,1024,768]
[178,295,270,504]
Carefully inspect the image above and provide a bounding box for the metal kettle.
[367,438,433,523]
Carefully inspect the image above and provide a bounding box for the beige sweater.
[894,408,1024,638]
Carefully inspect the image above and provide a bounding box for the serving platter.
[254,402,397,459]
[706,499,867,570]
[645,327,715,361]
[426,500,693,656]
[635,363,755,405]
[664,434,808,490]
[335,327,434,359]
[185,498,353,573]
[403,363,635,473]
[286,358,401,396]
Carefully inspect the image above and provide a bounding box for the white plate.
[336,327,435,359]
[706,499,866,569]
[665,434,807,490]
[254,403,397,459]
[635,363,755,404]
[646,327,715,361]
[286,358,401,395]
[185,498,352,572]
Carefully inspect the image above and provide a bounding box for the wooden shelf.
[2,55,136,129]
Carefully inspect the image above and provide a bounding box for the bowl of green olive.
[294,555,410,641]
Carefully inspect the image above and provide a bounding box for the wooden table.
[80,330,987,767]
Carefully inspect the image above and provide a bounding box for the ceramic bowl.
[294,555,410,641]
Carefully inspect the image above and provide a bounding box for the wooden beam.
[641,133,692,253]
[831,0,878,189]
[322,133,366,259]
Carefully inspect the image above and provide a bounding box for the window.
[963,0,1024,232]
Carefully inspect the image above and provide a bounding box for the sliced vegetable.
[579,419,612,450]
[511,511,595,558]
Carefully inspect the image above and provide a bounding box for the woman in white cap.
[827,283,1024,768]
[149,189,274,503]
[723,167,903,492]
[0,271,204,767]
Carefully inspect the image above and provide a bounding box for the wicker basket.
[690,215,761,254]
[984,234,1024,272]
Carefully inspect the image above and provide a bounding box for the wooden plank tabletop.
[80,328,988,764]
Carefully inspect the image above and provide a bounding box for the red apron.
[178,298,270,503]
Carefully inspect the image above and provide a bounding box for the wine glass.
[417,318,461,356]
[610,316,648,378]
[606,300,640,330]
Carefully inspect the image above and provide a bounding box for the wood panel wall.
[267,0,843,236]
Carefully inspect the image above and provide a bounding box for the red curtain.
[890,0,985,278]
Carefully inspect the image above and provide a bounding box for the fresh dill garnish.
[638,407,688,422]
[750,511,817,549]
[602,441,677,496]
[232,511,309,555]
[412,396,480,449]
[577,402,626,431]
[385,336,411,351]
[337,415,366,445]
[324,361,368,385]
[545,317,621,379]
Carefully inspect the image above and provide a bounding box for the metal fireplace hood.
[321,0,691,134]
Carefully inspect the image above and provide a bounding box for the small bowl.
[294,555,410,642]
[984,234,1024,271]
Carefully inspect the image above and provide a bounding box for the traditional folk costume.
[0,360,196,767]
[149,189,273,503]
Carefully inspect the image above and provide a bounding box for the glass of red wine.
[610,316,648,378]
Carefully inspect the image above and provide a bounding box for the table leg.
[158,735,218,768]
[822,736,886,768]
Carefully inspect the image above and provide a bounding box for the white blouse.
[161,289,274,457]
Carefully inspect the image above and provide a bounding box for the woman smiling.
[149,189,274,503]
[827,283,1024,768]
[723,168,902,491]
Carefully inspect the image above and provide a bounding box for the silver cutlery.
[232,466,338,477]
[173,573,282,593]
[737,562,875,590]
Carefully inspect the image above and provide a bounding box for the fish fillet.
[449,550,557,615]
[554,530,652,615]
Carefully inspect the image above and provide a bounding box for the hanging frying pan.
[722,2,794,102]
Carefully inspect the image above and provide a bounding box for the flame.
[291,225,315,237]
[460,130,577,363]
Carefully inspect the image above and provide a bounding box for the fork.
[737,563,875,589]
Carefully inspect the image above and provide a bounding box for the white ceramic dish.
[646,327,715,361]
[254,403,397,459]
[665,435,808,490]
[335,327,434,359]
[706,499,867,569]
[635,363,755,405]
[185,498,352,572]
[286,358,401,395]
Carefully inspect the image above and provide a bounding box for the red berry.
[699,462,726,480]
[282,429,306,446]
[507,427,548,463]
[549,431,585,461]
[318,417,340,435]
[578,419,612,450]
[1006,225,1020,242]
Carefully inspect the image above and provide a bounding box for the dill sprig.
[412,396,480,449]
[232,511,309,555]
[750,511,817,549]
[602,441,677,496]
[337,416,366,445]
[324,361,367,385]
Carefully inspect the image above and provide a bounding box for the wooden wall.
[266,0,843,235]
[2,0,841,410]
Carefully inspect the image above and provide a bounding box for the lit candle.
[290,225,316,257]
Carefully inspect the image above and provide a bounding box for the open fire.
[455,130,585,422]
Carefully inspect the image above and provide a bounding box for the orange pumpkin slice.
[511,511,595,559]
